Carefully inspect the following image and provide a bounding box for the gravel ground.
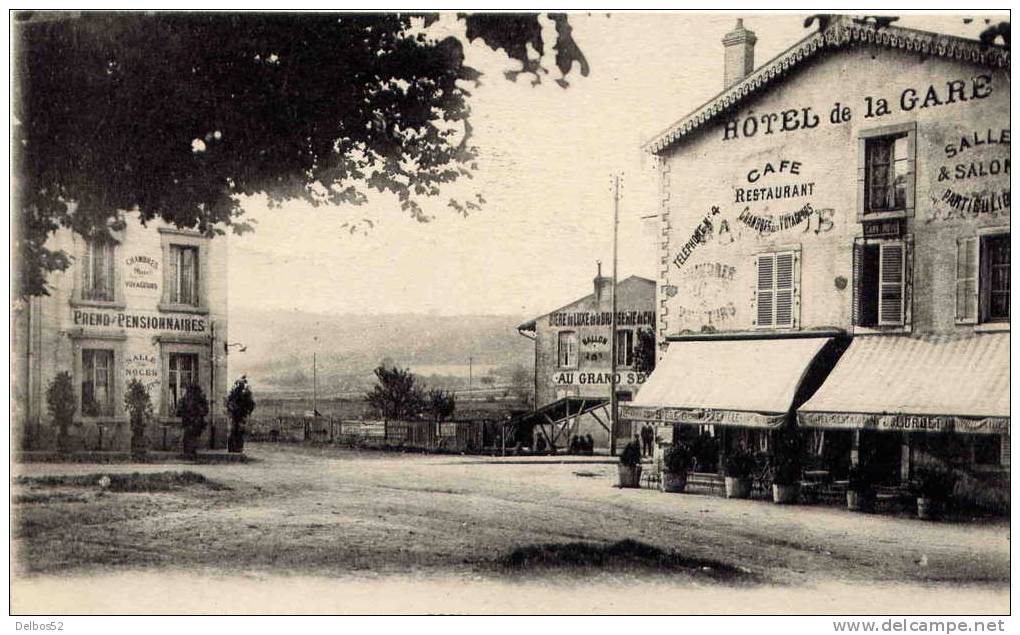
[10,442,1010,614]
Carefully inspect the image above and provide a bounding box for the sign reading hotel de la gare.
[72,308,208,333]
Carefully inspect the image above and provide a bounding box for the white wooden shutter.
[775,252,795,328]
[955,237,979,324]
[1001,435,1010,466]
[878,242,904,326]
[756,254,775,327]
[851,241,864,326]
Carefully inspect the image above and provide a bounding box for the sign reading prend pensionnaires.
[72,308,208,333]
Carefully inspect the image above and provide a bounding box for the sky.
[226,12,1000,319]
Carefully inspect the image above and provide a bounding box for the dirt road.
[11,443,1010,614]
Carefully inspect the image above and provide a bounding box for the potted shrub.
[177,383,209,458]
[617,440,643,488]
[660,443,693,493]
[225,376,256,453]
[46,371,77,454]
[124,379,152,459]
[846,465,876,512]
[912,466,957,520]
[723,449,754,499]
[771,453,802,504]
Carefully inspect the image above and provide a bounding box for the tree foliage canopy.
[13,12,588,297]
[366,364,424,420]
[424,387,456,422]
[225,375,257,425]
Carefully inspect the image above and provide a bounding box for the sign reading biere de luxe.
[72,308,208,333]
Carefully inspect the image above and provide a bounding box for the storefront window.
[974,435,1002,466]
[167,352,199,414]
[81,348,114,416]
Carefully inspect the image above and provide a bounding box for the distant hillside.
[226,308,534,395]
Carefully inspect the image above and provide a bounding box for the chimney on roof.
[594,261,612,303]
[722,18,757,90]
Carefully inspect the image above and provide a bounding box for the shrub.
[912,466,958,501]
[177,383,209,457]
[723,449,755,479]
[225,376,256,452]
[619,440,642,468]
[46,371,76,453]
[662,444,694,475]
[124,379,152,455]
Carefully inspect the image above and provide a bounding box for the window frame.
[159,228,210,314]
[852,236,913,334]
[615,329,634,368]
[957,229,1010,328]
[71,234,125,309]
[857,122,916,221]
[753,247,801,330]
[981,233,1010,323]
[69,331,126,424]
[556,330,578,369]
[157,336,211,420]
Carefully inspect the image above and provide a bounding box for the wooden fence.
[246,416,489,452]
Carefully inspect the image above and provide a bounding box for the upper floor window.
[957,233,1010,324]
[169,244,200,306]
[557,331,577,368]
[858,123,916,218]
[865,134,909,212]
[81,348,114,417]
[615,329,634,367]
[853,239,912,328]
[82,240,115,302]
[754,251,799,329]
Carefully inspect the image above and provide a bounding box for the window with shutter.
[756,254,774,327]
[775,253,795,327]
[755,251,798,329]
[878,243,905,326]
[858,123,916,219]
[956,237,979,324]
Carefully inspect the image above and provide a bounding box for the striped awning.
[620,336,834,428]
[798,333,1009,434]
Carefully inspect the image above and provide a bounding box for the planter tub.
[917,497,937,520]
[772,483,800,504]
[661,471,688,493]
[724,476,751,499]
[846,490,874,512]
[618,464,643,488]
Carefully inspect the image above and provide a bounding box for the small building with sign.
[516,269,655,451]
[627,17,1009,505]
[12,215,230,452]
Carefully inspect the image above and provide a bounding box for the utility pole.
[312,333,319,418]
[610,174,620,458]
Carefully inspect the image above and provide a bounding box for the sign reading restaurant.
[72,308,208,333]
